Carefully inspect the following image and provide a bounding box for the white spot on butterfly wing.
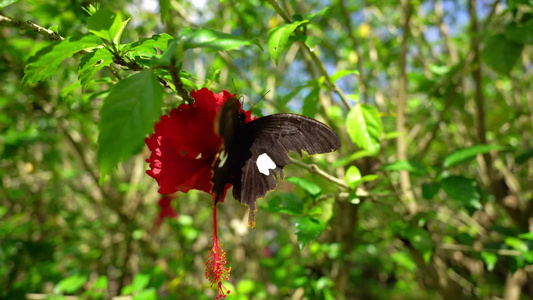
[256,153,276,175]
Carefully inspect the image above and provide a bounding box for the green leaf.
[345,166,361,189]
[382,160,427,175]
[286,177,321,198]
[401,226,433,255]
[481,34,523,75]
[391,251,417,272]
[295,216,326,250]
[98,70,164,179]
[262,193,304,216]
[505,20,533,45]
[122,273,150,295]
[505,237,529,252]
[55,274,88,294]
[237,279,256,294]
[481,252,497,271]
[93,276,108,289]
[443,144,506,168]
[280,80,318,105]
[267,20,308,65]
[178,28,261,52]
[87,7,130,46]
[78,48,114,90]
[441,176,481,210]
[302,87,320,118]
[428,64,450,75]
[303,7,331,22]
[518,232,533,240]
[132,289,157,300]
[330,70,359,83]
[23,35,102,85]
[0,0,18,8]
[346,103,382,154]
[515,148,533,164]
[159,0,170,22]
[331,149,374,167]
[123,33,174,59]
[421,182,440,200]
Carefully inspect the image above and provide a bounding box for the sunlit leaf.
[287,177,321,197]
[237,279,256,294]
[391,251,417,272]
[295,216,326,250]
[98,70,164,179]
[262,193,304,216]
[346,103,382,154]
[330,70,359,83]
[505,237,529,252]
[132,288,157,300]
[0,0,18,8]
[55,274,88,294]
[87,7,130,46]
[122,273,150,294]
[443,144,507,168]
[345,165,361,189]
[23,35,102,85]
[267,20,308,65]
[123,33,174,59]
[303,7,331,21]
[518,232,533,241]
[481,252,497,271]
[93,276,108,289]
[178,28,261,52]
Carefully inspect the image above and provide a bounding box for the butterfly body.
[212,98,341,227]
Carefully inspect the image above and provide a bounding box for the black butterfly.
[211,98,341,227]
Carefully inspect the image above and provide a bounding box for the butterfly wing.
[234,114,341,227]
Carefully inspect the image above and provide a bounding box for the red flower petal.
[155,195,178,228]
[146,88,253,196]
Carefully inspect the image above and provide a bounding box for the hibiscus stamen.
[205,198,231,299]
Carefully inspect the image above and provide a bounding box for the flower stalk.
[205,196,231,299]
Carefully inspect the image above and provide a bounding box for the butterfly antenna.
[231,79,239,97]
[249,90,270,111]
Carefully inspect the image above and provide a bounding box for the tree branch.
[396,0,417,215]
[0,13,64,41]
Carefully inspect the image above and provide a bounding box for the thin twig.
[437,243,522,257]
[169,58,194,104]
[291,159,349,189]
[396,0,417,215]
[0,13,64,41]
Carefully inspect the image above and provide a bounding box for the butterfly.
[211,97,341,227]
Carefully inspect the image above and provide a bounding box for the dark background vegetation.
[1,0,533,299]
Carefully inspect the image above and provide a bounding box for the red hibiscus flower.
[145,88,252,196]
[146,88,254,299]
